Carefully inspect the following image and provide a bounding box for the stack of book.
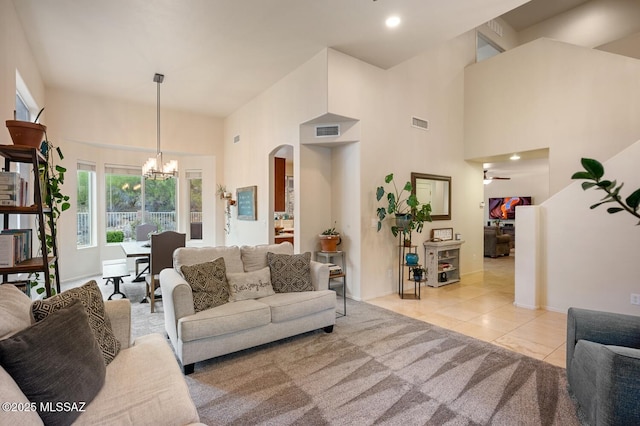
[0,172,28,206]
[0,229,33,267]
[327,263,343,276]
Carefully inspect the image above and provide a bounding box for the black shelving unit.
[0,145,60,297]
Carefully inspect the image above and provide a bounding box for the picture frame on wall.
[237,185,257,220]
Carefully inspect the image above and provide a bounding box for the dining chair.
[134,223,158,280]
[145,231,185,313]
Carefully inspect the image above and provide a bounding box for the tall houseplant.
[376,173,432,238]
[32,110,70,295]
[572,157,640,224]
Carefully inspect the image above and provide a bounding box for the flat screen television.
[488,196,532,220]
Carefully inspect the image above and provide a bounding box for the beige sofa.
[160,242,335,374]
[0,284,203,426]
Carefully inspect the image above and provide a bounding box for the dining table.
[120,241,151,283]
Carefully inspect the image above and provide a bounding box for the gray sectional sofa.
[159,242,335,374]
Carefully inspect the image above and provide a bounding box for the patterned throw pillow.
[0,300,106,426]
[226,267,275,301]
[180,257,230,312]
[267,252,314,293]
[31,280,121,365]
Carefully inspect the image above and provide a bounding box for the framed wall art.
[236,185,257,220]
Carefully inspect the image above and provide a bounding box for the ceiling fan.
[483,170,511,184]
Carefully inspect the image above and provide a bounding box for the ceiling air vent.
[411,116,429,131]
[315,124,340,138]
[233,135,240,144]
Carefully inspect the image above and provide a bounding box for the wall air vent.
[315,124,340,138]
[411,116,429,131]
[233,135,240,144]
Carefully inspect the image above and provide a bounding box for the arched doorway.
[269,145,294,245]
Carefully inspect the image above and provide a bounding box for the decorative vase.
[413,270,423,281]
[319,234,341,252]
[6,120,46,149]
[405,252,418,266]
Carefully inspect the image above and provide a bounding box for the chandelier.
[142,73,178,180]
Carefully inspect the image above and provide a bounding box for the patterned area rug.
[183,299,580,425]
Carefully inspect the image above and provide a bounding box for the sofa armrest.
[159,268,196,346]
[105,299,131,349]
[310,261,329,291]
[567,307,640,367]
[569,340,640,424]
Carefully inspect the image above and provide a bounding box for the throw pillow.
[240,242,293,272]
[267,252,314,293]
[31,280,120,365]
[0,300,106,426]
[181,257,230,312]
[226,267,275,301]
[0,284,33,339]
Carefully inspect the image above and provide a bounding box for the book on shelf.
[0,172,28,206]
[327,263,343,276]
[0,234,15,267]
[0,229,33,264]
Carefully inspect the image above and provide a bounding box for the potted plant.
[5,108,46,148]
[20,111,70,296]
[572,157,640,222]
[376,173,432,238]
[216,184,232,200]
[411,266,426,281]
[319,224,341,252]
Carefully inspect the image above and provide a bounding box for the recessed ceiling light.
[510,153,520,160]
[385,16,401,28]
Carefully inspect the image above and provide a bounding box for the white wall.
[223,50,329,248]
[44,88,223,282]
[326,34,485,300]
[541,140,640,315]
[518,0,640,50]
[0,0,44,137]
[465,38,640,195]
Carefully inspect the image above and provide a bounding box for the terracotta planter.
[319,234,341,252]
[6,120,46,149]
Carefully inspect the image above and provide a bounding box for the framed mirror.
[411,173,451,221]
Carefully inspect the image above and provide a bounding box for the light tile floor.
[367,254,568,368]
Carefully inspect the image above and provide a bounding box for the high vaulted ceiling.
[12,0,529,117]
[12,0,640,119]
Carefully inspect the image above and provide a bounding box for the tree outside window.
[77,163,95,247]
[104,165,177,243]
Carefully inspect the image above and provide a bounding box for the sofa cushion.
[241,242,293,272]
[227,267,275,302]
[72,333,200,426]
[0,367,43,425]
[31,280,120,365]
[259,290,337,322]
[174,245,244,277]
[178,299,271,342]
[181,257,229,312]
[267,252,314,293]
[0,300,106,426]
[0,284,33,339]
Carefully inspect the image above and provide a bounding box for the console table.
[423,240,464,287]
